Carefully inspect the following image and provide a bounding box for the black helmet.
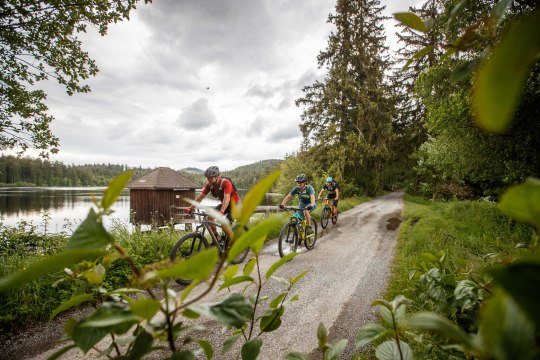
[295,173,307,183]
[204,166,220,177]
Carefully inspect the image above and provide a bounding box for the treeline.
[0,155,282,189]
[0,155,151,187]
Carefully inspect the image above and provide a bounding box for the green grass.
[386,194,533,301]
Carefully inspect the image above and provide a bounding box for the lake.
[0,187,278,234]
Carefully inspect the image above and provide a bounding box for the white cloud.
[41,0,419,171]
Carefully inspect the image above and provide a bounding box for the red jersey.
[202,177,240,203]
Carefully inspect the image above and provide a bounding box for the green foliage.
[0,0,152,157]
[0,170,314,358]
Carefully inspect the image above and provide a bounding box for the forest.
[0,155,281,190]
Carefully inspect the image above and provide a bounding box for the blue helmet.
[326,177,333,182]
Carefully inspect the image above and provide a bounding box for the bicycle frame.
[191,212,227,252]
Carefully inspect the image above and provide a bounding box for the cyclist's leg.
[219,204,234,245]
[332,197,339,216]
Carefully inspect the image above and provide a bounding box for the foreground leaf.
[101,170,134,210]
[375,340,412,360]
[498,178,540,230]
[237,170,281,227]
[67,208,114,249]
[241,338,262,360]
[473,10,540,132]
[189,293,253,328]
[50,294,94,320]
[393,12,429,33]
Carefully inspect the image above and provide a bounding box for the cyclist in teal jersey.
[279,173,317,234]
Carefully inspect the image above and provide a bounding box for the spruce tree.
[296,0,394,195]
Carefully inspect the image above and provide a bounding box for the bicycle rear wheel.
[320,206,330,229]
[278,222,298,258]
[331,208,338,225]
[170,233,209,285]
[229,224,250,264]
[305,221,317,250]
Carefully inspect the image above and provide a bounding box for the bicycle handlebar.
[281,206,308,211]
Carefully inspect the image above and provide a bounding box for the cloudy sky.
[41,0,420,171]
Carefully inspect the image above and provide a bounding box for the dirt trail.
[0,191,404,360]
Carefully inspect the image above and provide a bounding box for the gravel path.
[0,191,404,360]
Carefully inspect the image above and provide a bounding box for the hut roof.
[126,167,201,190]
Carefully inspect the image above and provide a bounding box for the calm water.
[0,187,276,234]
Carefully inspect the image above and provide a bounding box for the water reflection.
[0,187,276,234]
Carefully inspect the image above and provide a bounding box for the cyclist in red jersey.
[187,166,239,242]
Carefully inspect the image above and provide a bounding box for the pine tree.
[296,0,394,195]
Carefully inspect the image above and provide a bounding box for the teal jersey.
[290,184,315,205]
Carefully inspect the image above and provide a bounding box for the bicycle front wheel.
[278,222,298,258]
[170,232,209,285]
[305,221,317,250]
[321,206,330,229]
[331,208,338,225]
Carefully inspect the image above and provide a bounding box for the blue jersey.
[290,185,315,205]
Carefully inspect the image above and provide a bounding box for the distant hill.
[180,167,204,175]
[223,159,282,190]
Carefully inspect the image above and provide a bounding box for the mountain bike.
[320,201,338,229]
[278,206,318,258]
[170,211,249,285]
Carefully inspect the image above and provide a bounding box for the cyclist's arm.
[310,193,316,207]
[317,189,324,199]
[221,193,231,213]
[281,193,292,206]
[335,188,340,200]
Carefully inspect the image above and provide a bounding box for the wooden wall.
[130,189,195,225]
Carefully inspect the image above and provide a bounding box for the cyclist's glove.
[185,206,194,214]
[279,204,285,210]
[306,205,313,210]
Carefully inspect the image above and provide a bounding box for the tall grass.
[386,194,534,303]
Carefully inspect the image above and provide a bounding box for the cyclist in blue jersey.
[279,173,317,234]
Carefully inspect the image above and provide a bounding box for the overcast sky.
[40,0,420,171]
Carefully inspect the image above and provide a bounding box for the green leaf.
[189,293,253,328]
[479,291,536,360]
[67,208,114,249]
[243,257,256,276]
[46,344,78,360]
[0,249,106,292]
[489,0,513,31]
[402,45,433,71]
[375,340,412,360]
[323,339,348,360]
[219,275,255,290]
[269,293,286,309]
[445,0,468,33]
[130,298,161,320]
[241,338,262,360]
[355,323,388,348]
[80,311,141,328]
[222,264,239,281]
[260,307,284,332]
[317,322,328,348]
[473,11,540,132]
[265,252,297,280]
[101,170,134,210]
[72,323,111,353]
[229,216,281,261]
[156,247,219,282]
[451,56,483,82]
[50,294,94,320]
[222,334,240,354]
[237,170,281,226]
[285,353,311,360]
[197,339,214,360]
[126,330,154,359]
[498,178,540,229]
[393,12,429,33]
[406,312,474,349]
[290,271,307,286]
[489,255,540,329]
[170,350,197,360]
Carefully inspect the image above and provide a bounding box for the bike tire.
[305,221,317,250]
[278,222,298,258]
[229,224,250,264]
[331,208,338,225]
[170,232,209,285]
[321,207,330,229]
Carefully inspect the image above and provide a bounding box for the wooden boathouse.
[126,167,201,226]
